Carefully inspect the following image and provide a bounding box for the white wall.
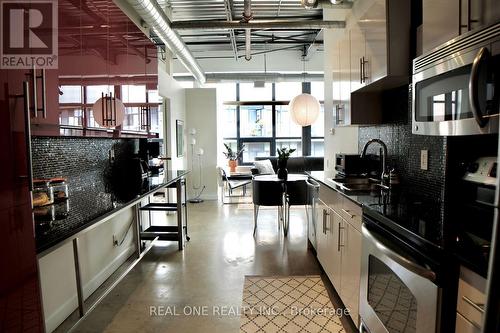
[323,8,359,171]
[158,61,187,170]
[185,88,218,200]
[39,209,135,332]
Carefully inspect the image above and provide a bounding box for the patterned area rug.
[240,276,345,333]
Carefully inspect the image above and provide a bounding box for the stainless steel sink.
[327,177,389,192]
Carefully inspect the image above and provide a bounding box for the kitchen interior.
[1,0,500,332]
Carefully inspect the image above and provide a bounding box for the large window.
[222,82,324,164]
[59,84,161,135]
[240,106,273,137]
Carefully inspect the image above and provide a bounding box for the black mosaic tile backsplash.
[358,86,447,201]
[31,137,140,191]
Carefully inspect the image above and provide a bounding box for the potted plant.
[277,147,296,180]
[223,143,245,172]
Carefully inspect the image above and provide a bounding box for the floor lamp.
[189,129,205,203]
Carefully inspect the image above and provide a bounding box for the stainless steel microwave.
[412,22,500,136]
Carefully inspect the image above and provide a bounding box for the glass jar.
[50,178,69,202]
[33,180,54,207]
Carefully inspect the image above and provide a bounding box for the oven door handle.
[362,225,437,282]
[469,46,490,128]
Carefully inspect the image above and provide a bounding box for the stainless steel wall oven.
[359,214,444,333]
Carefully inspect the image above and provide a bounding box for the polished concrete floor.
[68,200,355,333]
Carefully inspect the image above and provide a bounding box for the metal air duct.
[126,0,206,83]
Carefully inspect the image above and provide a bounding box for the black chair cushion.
[252,179,283,206]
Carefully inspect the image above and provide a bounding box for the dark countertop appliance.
[335,153,379,177]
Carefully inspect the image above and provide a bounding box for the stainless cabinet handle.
[322,210,330,234]
[325,210,330,231]
[31,66,38,118]
[23,81,33,191]
[337,104,344,125]
[341,208,354,219]
[337,222,344,251]
[40,69,47,119]
[306,178,320,189]
[361,56,368,83]
[359,57,363,84]
[30,66,47,118]
[462,295,485,314]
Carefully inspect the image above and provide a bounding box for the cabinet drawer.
[340,198,362,232]
[319,186,342,209]
[457,267,486,329]
[456,313,480,333]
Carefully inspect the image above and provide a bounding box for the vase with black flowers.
[223,143,245,173]
[277,147,296,180]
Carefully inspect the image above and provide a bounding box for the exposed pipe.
[171,19,346,30]
[245,30,252,61]
[242,0,253,61]
[222,0,238,60]
[174,72,324,83]
[126,0,206,84]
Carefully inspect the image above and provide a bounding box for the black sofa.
[252,156,324,174]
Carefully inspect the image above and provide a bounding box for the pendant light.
[289,54,320,127]
[93,93,125,128]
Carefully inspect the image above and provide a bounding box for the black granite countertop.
[307,171,445,249]
[35,169,189,254]
[308,170,493,277]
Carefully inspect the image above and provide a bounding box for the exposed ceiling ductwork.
[174,72,324,83]
[126,0,206,83]
[170,19,346,31]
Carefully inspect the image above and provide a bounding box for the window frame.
[222,83,325,165]
[58,84,161,135]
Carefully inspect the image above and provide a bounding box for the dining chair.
[252,178,285,235]
[217,166,252,204]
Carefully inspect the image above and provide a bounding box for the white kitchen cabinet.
[335,36,352,126]
[349,0,408,90]
[334,0,409,126]
[339,217,362,327]
[362,0,387,85]
[316,199,331,276]
[350,23,366,93]
[315,184,362,328]
[328,210,343,291]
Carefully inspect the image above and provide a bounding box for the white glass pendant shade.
[289,93,320,126]
[92,96,125,128]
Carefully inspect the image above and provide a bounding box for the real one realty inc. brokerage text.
[149,305,351,317]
